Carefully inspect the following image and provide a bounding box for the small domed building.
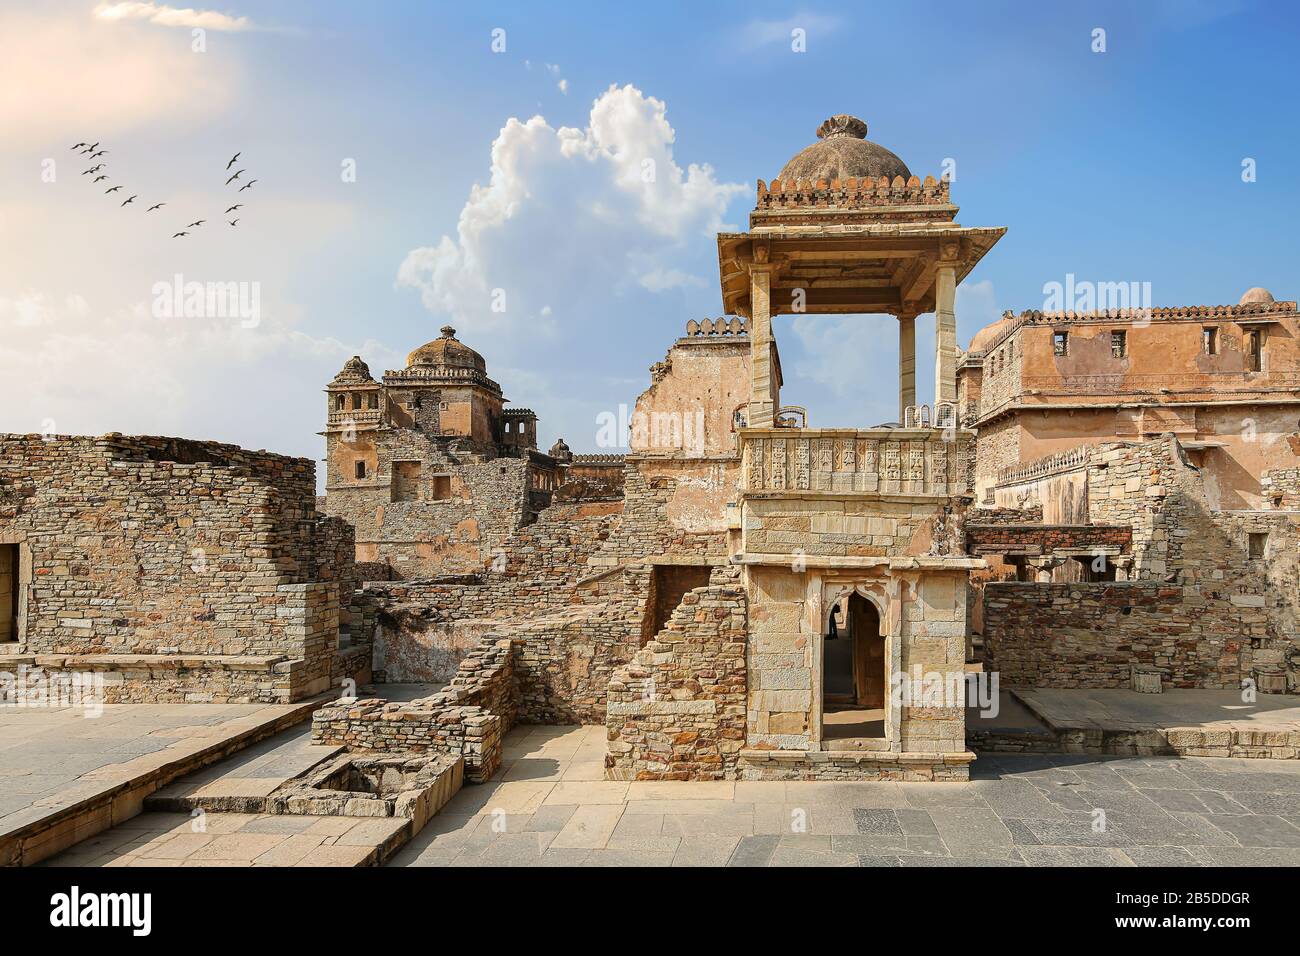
[321,326,601,575]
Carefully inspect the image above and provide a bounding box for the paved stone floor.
[38,809,405,867]
[0,701,307,831]
[1016,688,1300,733]
[389,725,1300,867]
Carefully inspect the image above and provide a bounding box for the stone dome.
[1239,287,1276,306]
[407,326,486,372]
[332,355,373,383]
[968,314,1017,354]
[777,114,911,184]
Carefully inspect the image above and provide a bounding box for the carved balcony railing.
[327,408,383,429]
[739,427,972,497]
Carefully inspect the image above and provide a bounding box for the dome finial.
[817,115,868,140]
[439,325,457,339]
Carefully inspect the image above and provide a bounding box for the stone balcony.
[326,409,383,429]
[738,427,972,498]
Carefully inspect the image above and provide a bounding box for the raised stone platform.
[998,688,1300,759]
[0,697,329,866]
[737,749,976,782]
[5,653,319,705]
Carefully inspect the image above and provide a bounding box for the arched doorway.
[822,592,885,741]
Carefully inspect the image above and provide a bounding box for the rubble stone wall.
[355,507,625,683]
[312,637,517,782]
[0,434,342,702]
[605,573,748,781]
[983,437,1300,691]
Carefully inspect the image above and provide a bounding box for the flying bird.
[93,175,108,183]
[225,152,241,170]
[187,220,206,227]
[171,232,189,239]
[120,195,137,207]
[70,142,87,150]
[89,150,108,159]
[81,166,101,175]
[238,179,257,192]
[146,203,165,212]
[228,219,239,226]
[105,185,122,194]
[225,169,244,185]
[224,204,242,214]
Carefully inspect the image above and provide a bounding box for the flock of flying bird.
[70,141,259,238]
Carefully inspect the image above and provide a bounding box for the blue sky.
[3,0,1297,473]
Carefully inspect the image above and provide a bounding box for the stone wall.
[966,524,1132,556]
[605,573,748,781]
[324,439,538,578]
[587,457,733,568]
[0,434,342,702]
[1262,467,1300,510]
[354,505,626,683]
[313,637,517,782]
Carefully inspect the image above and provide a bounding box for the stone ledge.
[23,654,292,673]
[0,694,333,867]
[732,553,987,571]
[738,748,976,765]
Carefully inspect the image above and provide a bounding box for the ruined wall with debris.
[323,434,538,578]
[606,573,748,781]
[983,437,1300,691]
[353,506,625,683]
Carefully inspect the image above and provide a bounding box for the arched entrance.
[822,592,885,741]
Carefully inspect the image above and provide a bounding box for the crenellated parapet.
[756,174,951,211]
[684,316,747,337]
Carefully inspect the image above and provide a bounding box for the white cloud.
[93,2,252,31]
[0,291,399,462]
[394,84,745,452]
[397,84,745,336]
[638,267,705,292]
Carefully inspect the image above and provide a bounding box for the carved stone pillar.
[748,263,776,428]
[898,312,916,421]
[934,262,958,408]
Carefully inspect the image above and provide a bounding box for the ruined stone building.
[0,435,365,703]
[320,326,622,579]
[4,112,1298,783]
[960,288,1300,509]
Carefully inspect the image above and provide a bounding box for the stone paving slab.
[389,724,1300,868]
[39,810,405,867]
[0,697,326,865]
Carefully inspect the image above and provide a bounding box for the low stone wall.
[3,654,302,704]
[355,508,628,683]
[605,580,747,781]
[736,750,974,782]
[984,582,1271,689]
[312,638,518,783]
[1,580,338,704]
[966,523,1132,556]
